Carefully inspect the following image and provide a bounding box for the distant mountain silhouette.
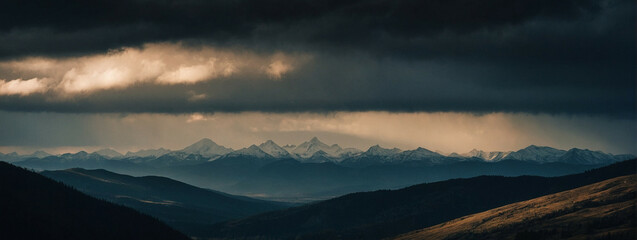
[205,159,636,240]
[41,168,290,236]
[394,174,636,240]
[0,161,188,240]
[92,148,123,158]
[5,138,633,166]
[7,138,634,200]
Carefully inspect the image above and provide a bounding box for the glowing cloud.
[0,43,305,95]
[186,113,209,123]
[0,78,48,96]
[157,59,234,84]
[265,60,292,80]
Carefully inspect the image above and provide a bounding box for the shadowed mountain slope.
[41,168,290,236]
[205,159,636,240]
[0,162,188,240]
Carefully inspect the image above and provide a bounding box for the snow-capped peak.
[228,145,272,158]
[286,137,363,159]
[557,148,618,165]
[180,138,233,157]
[503,145,565,163]
[364,145,401,156]
[461,149,511,161]
[258,140,291,158]
[309,137,322,144]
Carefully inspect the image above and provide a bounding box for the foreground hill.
[41,168,290,236]
[0,162,188,240]
[205,159,636,240]
[394,174,636,240]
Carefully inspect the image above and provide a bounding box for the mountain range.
[4,137,632,165]
[5,138,634,200]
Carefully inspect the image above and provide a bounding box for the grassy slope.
[394,175,636,240]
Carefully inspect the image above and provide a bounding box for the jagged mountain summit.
[459,149,511,161]
[503,145,566,163]
[287,137,362,160]
[179,138,234,157]
[450,145,633,165]
[227,145,272,158]
[558,148,625,165]
[364,145,402,157]
[258,140,292,158]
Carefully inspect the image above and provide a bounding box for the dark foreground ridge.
[0,161,189,240]
[206,159,637,240]
[42,168,291,236]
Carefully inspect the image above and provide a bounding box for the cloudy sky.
[0,0,634,154]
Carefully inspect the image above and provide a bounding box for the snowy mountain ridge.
[2,138,634,166]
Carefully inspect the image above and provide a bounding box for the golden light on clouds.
[266,60,293,80]
[0,43,305,96]
[0,78,48,96]
[186,113,209,123]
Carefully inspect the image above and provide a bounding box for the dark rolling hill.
[0,161,188,240]
[394,174,636,240]
[164,158,607,201]
[205,159,637,240]
[41,168,291,237]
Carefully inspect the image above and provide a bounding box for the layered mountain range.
[3,137,632,165]
[4,138,634,200]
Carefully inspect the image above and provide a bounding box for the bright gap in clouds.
[0,43,304,96]
[0,111,634,155]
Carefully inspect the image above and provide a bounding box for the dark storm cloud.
[0,0,634,117]
[0,0,624,58]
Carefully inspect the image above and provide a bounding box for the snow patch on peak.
[125,148,171,158]
[461,149,511,161]
[365,145,401,156]
[181,138,233,157]
[504,145,565,163]
[258,140,291,158]
[288,137,362,160]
